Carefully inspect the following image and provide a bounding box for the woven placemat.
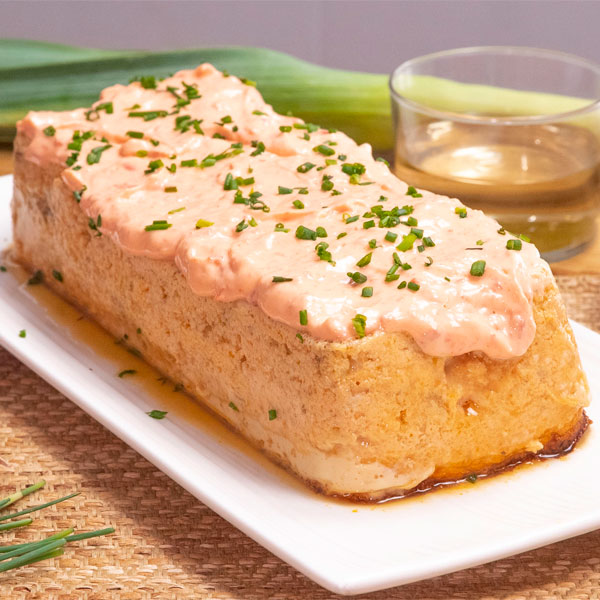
[1,275,599,600]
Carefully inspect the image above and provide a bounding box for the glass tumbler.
[390,46,600,262]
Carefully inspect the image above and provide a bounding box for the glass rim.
[389,45,600,125]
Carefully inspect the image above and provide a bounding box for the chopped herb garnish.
[228,402,239,412]
[147,410,167,419]
[274,223,290,233]
[27,270,43,285]
[126,130,144,139]
[424,256,433,267]
[180,159,198,167]
[18,329,26,338]
[406,185,422,198]
[398,281,407,289]
[118,369,136,378]
[356,252,372,267]
[506,239,522,251]
[88,214,102,236]
[164,186,178,193]
[315,241,334,263]
[135,150,148,157]
[144,159,164,174]
[497,227,506,235]
[313,144,335,156]
[519,233,531,243]
[295,225,317,240]
[272,276,293,283]
[73,185,87,203]
[86,144,112,165]
[268,409,277,421]
[337,232,347,239]
[423,236,436,247]
[144,220,172,231]
[321,175,334,191]
[195,219,214,229]
[250,140,265,156]
[470,260,486,277]
[43,125,56,137]
[351,314,367,338]
[361,287,373,297]
[316,226,328,238]
[0,266,6,272]
[293,122,320,133]
[466,474,478,484]
[397,232,417,252]
[252,110,267,116]
[278,186,293,195]
[85,101,113,121]
[297,162,316,173]
[139,75,157,89]
[240,77,256,86]
[52,270,63,282]
[347,271,367,284]
[296,333,304,343]
[476,239,484,246]
[368,239,377,249]
[384,231,398,243]
[292,199,305,209]
[455,207,467,218]
[168,206,186,214]
[345,215,359,224]
[376,156,390,167]
[279,125,292,132]
[128,110,168,121]
[299,309,308,326]
[407,281,420,291]
[363,220,375,229]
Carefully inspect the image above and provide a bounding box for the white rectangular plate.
[1,173,599,595]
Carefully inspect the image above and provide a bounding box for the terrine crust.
[11,139,590,502]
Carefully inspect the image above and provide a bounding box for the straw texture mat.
[0,274,599,600]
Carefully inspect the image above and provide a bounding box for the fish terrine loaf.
[12,64,589,501]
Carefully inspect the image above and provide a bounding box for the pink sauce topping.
[18,64,552,359]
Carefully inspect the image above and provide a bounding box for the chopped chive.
[278,186,293,195]
[272,276,293,283]
[356,252,372,267]
[470,260,486,276]
[476,239,484,246]
[144,158,164,174]
[425,256,433,267]
[455,207,467,218]
[407,281,420,291]
[368,239,377,249]
[86,144,112,165]
[292,199,304,209]
[195,219,214,229]
[398,281,407,289]
[519,233,531,243]
[295,225,317,240]
[423,236,435,247]
[145,220,172,231]
[337,232,347,239]
[268,409,277,421]
[299,309,308,326]
[406,185,423,198]
[347,271,367,284]
[126,130,144,139]
[316,226,328,238]
[146,410,167,419]
[228,401,239,412]
[18,330,26,338]
[397,233,417,252]
[297,162,316,173]
[361,287,373,297]
[363,220,375,229]
[351,314,367,338]
[168,206,186,214]
[313,144,335,156]
[252,110,267,116]
[43,125,56,137]
[27,270,44,285]
[345,215,359,224]
[410,227,424,239]
[274,223,290,233]
[118,369,136,378]
[136,150,148,158]
[51,269,63,282]
[507,239,522,251]
[296,333,304,343]
[181,159,197,167]
[279,125,292,132]
[385,231,398,243]
[250,140,265,156]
